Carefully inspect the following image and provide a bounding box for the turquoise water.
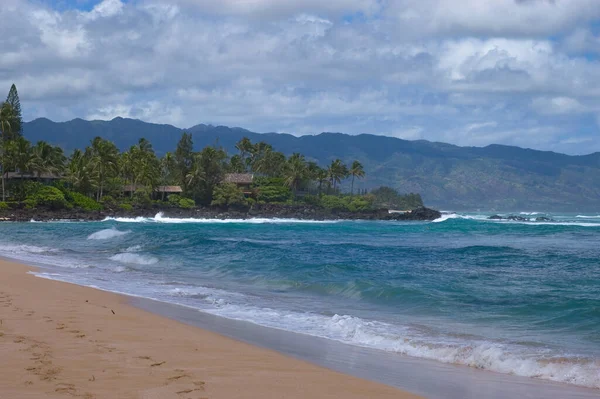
[1,212,599,388]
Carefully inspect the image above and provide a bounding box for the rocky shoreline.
[0,204,441,222]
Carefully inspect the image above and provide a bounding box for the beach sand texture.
[0,260,421,399]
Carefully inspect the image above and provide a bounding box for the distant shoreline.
[0,205,441,222]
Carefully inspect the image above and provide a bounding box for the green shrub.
[30,186,69,210]
[302,194,320,206]
[256,185,292,203]
[320,195,348,211]
[211,183,248,207]
[100,195,117,209]
[346,197,372,212]
[0,202,9,210]
[253,177,286,187]
[69,192,102,211]
[132,189,152,208]
[119,203,133,211]
[167,194,181,207]
[24,198,37,209]
[179,198,195,209]
[8,180,43,201]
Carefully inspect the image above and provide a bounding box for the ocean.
[1,212,599,390]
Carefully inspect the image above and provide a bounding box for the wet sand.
[0,259,421,399]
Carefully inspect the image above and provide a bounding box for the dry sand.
[0,259,422,399]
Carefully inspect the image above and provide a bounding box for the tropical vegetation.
[0,84,423,212]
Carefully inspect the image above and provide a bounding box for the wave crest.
[87,228,131,240]
[104,212,339,224]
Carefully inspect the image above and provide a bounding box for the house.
[223,173,254,195]
[4,172,63,183]
[122,185,183,199]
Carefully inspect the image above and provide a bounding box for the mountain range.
[22,117,600,211]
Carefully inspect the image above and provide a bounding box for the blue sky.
[2,0,600,154]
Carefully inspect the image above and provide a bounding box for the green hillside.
[23,117,600,211]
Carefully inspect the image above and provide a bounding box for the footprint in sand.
[150,361,166,367]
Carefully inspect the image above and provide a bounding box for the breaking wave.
[103,212,338,224]
[87,228,131,240]
[109,253,159,265]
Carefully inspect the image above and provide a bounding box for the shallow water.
[1,211,599,389]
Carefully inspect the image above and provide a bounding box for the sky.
[2,0,600,154]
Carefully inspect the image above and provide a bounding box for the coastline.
[0,205,442,222]
[0,259,421,399]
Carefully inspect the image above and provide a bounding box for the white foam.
[109,253,158,265]
[87,228,131,240]
[25,266,600,389]
[169,295,600,389]
[0,243,58,254]
[432,213,460,223]
[206,306,600,388]
[576,215,600,219]
[125,244,143,252]
[104,212,339,224]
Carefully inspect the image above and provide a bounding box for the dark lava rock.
[488,215,503,220]
[507,215,529,221]
[535,217,553,222]
[384,207,442,221]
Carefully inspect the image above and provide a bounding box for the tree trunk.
[351,175,355,196]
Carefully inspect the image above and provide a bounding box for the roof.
[123,185,182,193]
[156,186,183,193]
[4,172,63,179]
[223,173,254,184]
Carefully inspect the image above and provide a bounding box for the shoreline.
[0,205,442,222]
[0,259,421,399]
[2,259,599,398]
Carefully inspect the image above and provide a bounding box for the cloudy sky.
[2,0,600,154]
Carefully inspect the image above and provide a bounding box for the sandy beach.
[0,259,421,399]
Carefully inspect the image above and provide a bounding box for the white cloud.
[85,0,124,20]
[532,96,586,115]
[2,0,600,154]
[161,0,381,19]
[388,0,600,38]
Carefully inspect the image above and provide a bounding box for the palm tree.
[0,102,14,201]
[235,137,254,172]
[327,159,348,192]
[67,149,99,196]
[315,167,329,197]
[90,137,119,200]
[253,148,285,177]
[130,139,160,192]
[30,141,65,178]
[186,146,227,204]
[5,136,32,177]
[159,152,177,200]
[283,153,307,198]
[349,160,365,195]
[229,155,245,173]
